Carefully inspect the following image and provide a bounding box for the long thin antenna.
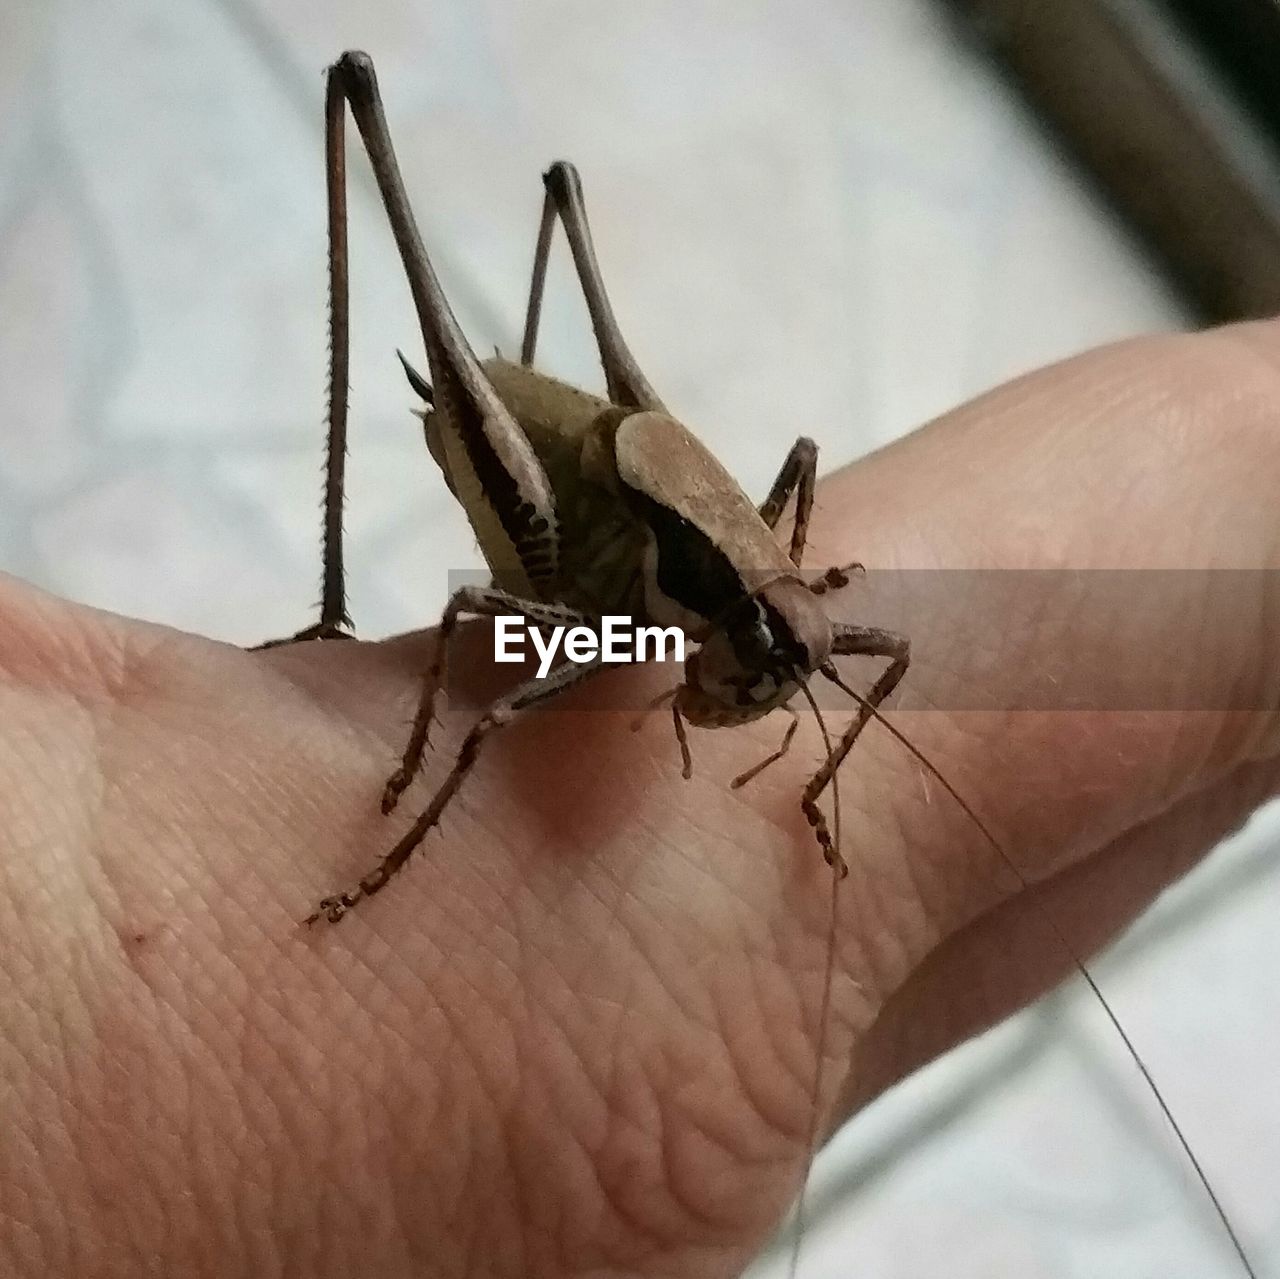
[787,680,844,1279]
[820,666,1255,1279]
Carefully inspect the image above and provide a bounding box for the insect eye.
[731,614,774,669]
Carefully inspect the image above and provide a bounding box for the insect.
[274,50,1255,1278]
[289,50,902,926]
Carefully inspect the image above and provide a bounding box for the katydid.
[288,51,901,922]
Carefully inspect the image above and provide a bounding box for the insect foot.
[251,620,355,650]
[808,562,866,596]
[802,796,850,879]
[304,892,359,927]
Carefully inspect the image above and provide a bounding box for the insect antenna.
[787,677,844,1279]
[819,663,1256,1279]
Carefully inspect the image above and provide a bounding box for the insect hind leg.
[519,161,664,411]
[253,62,362,650]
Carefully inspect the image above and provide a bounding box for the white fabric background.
[1,2,1277,1275]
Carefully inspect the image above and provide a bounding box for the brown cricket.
[285,51,904,926]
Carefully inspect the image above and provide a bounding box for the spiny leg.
[329,52,562,600]
[254,70,356,649]
[730,706,800,789]
[757,436,817,567]
[382,585,596,814]
[802,626,910,874]
[520,160,664,411]
[309,654,606,924]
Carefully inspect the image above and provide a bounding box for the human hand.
[1,321,1277,1277]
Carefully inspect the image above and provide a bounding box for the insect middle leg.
[381,585,597,814]
[309,651,606,924]
[804,625,911,874]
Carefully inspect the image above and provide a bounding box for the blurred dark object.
[1161,0,1280,149]
[943,0,1280,322]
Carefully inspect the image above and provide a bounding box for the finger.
[795,321,1280,997]
[838,749,1280,1116]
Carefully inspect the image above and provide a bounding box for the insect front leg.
[309,653,606,924]
[519,161,664,411]
[757,437,817,567]
[803,625,910,874]
[382,585,597,815]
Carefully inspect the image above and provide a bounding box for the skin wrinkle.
[506,978,611,1249]
[815,731,962,994]
[230,985,346,1267]
[652,1098,762,1258]
[307,891,519,1267]
[2,1116,52,1272]
[579,1055,672,1271]
[385,892,518,1035]
[0,582,117,696]
[34,804,176,1279]
[14,1055,73,1272]
[886,725,1068,905]
[843,716,1090,1004]
[582,994,744,1251]
[601,828,873,1204]
[569,849,725,1049]
[97,958,235,1266]
[512,1041,600,1273]
[382,1064,473,1277]
[845,750,1280,1117]
[268,947,427,1264]
[726,940,833,1144]
[597,1059,709,1261]
[667,1059,804,1187]
[66,1025,163,1272]
[518,928,644,1143]
[506,809,684,1022]
[665,982,801,1175]
[8,624,284,1275]
[565,1060,706,1276]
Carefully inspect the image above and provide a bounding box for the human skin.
[1,321,1278,1277]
